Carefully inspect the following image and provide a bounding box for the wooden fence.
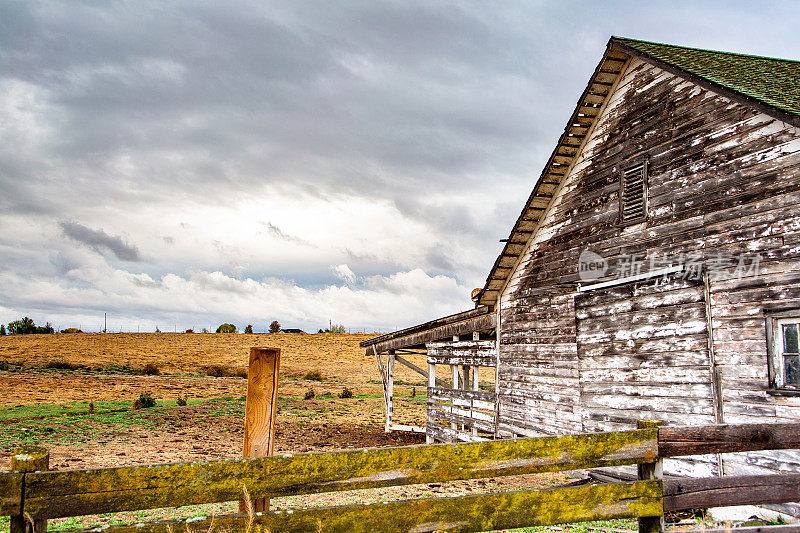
[2,421,800,533]
[426,340,498,444]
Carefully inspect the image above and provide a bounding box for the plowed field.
[0,332,425,384]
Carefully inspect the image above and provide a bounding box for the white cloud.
[0,261,470,333]
[331,264,356,285]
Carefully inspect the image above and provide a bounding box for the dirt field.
[0,333,430,466]
[0,333,577,532]
[0,332,426,383]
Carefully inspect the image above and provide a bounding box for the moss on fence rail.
[61,480,664,533]
[21,428,658,520]
[0,474,21,516]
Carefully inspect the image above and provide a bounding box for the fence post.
[426,362,435,444]
[385,351,395,432]
[10,446,49,533]
[637,420,664,533]
[241,347,280,513]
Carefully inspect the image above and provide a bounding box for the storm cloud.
[59,221,142,262]
[2,1,800,331]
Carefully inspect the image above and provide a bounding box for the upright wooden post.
[462,365,471,432]
[10,446,49,533]
[385,351,395,432]
[427,362,435,444]
[472,366,480,437]
[450,364,460,432]
[373,346,390,423]
[241,347,280,513]
[637,420,664,533]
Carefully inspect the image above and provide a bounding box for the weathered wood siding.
[575,278,720,478]
[497,286,582,437]
[498,55,800,483]
[575,278,714,432]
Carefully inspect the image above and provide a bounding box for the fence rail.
[2,422,799,533]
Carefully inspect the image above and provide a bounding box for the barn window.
[620,161,648,225]
[767,315,800,391]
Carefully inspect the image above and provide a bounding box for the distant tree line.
[207,320,350,334]
[0,316,348,336]
[204,320,347,334]
[212,320,282,333]
[2,317,55,335]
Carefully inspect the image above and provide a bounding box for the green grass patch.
[0,400,131,421]
[511,518,638,532]
[43,502,237,532]
[352,392,385,400]
[0,397,246,451]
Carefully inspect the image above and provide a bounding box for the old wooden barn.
[362,36,800,508]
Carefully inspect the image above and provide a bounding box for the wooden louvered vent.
[621,162,647,224]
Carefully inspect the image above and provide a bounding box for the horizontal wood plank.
[426,422,489,443]
[427,354,497,366]
[664,473,800,511]
[659,423,800,456]
[63,480,663,533]
[673,527,800,533]
[24,428,658,519]
[428,386,496,403]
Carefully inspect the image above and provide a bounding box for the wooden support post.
[373,346,392,431]
[637,420,664,533]
[425,363,437,444]
[241,347,280,513]
[462,365,471,432]
[494,297,502,439]
[11,446,49,533]
[472,366,480,437]
[385,351,395,432]
[427,363,435,444]
[703,270,725,476]
[374,348,388,402]
[451,364,459,432]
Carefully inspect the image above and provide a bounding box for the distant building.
[280,328,306,334]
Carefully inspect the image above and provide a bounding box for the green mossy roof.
[613,37,800,118]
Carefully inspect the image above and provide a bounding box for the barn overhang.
[360,306,496,354]
[361,306,497,439]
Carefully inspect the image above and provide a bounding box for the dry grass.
[0,333,432,412]
[0,332,423,385]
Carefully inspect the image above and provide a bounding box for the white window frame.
[766,312,800,391]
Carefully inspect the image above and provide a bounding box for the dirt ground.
[0,333,435,466]
[0,380,425,470]
[0,333,576,532]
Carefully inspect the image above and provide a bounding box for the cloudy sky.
[2,1,800,333]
